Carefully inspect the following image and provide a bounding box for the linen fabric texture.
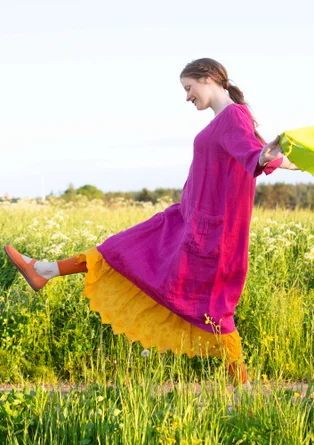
[96,104,282,340]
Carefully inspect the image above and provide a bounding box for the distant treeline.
[255,183,314,209]
[59,183,314,209]
[61,184,182,205]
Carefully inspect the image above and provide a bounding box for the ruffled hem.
[78,247,242,362]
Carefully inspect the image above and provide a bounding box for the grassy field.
[0,197,313,444]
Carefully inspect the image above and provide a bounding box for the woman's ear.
[204,76,213,85]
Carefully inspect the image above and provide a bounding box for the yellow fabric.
[78,247,242,363]
[280,126,314,176]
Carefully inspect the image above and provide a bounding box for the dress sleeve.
[255,157,283,175]
[221,105,283,177]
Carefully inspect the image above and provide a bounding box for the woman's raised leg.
[4,245,88,292]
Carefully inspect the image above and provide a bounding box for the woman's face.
[181,76,213,110]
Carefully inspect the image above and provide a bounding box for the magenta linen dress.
[98,104,282,335]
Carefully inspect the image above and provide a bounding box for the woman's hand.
[259,136,284,167]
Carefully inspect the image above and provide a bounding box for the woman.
[4,58,298,387]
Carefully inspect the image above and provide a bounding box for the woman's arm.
[221,108,292,177]
[279,156,300,170]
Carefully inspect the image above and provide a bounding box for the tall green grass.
[0,360,314,444]
[0,200,314,443]
[0,201,313,383]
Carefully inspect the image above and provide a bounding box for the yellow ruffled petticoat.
[78,247,242,363]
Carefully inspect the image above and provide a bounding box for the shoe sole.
[4,246,40,292]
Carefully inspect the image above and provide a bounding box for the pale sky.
[0,0,314,198]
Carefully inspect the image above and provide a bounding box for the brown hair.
[180,58,264,144]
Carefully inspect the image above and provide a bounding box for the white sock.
[22,254,60,280]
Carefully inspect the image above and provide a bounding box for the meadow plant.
[0,202,313,443]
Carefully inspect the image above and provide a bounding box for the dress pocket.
[182,214,224,258]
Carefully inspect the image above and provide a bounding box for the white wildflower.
[44,219,59,229]
[141,349,150,357]
[44,242,66,257]
[276,235,286,242]
[266,218,278,225]
[284,230,296,236]
[265,237,275,244]
[86,234,97,243]
[54,212,65,221]
[51,233,69,241]
[294,223,308,232]
[304,251,314,261]
[15,236,26,243]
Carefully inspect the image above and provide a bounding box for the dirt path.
[0,381,312,397]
